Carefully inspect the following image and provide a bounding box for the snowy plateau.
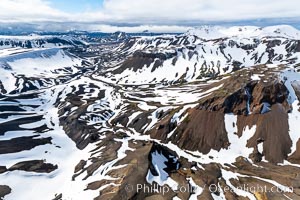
[1,26,300,200]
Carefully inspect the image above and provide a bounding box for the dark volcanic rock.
[148,143,180,175]
[74,160,87,173]
[250,80,289,110]
[58,88,108,150]
[72,132,122,181]
[112,50,176,75]
[128,112,152,132]
[0,166,7,174]
[91,141,155,200]
[0,136,52,154]
[249,149,263,163]
[172,109,229,154]
[153,108,229,154]
[9,160,58,173]
[198,79,289,115]
[89,141,190,200]
[52,193,62,200]
[0,185,11,200]
[0,115,45,136]
[292,80,300,111]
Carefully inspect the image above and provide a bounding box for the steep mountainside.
[104,25,300,84]
[1,26,300,200]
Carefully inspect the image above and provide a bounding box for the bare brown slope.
[237,103,291,164]
[112,51,176,75]
[149,65,292,164]
[170,109,229,154]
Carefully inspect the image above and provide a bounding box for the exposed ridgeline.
[104,25,300,84]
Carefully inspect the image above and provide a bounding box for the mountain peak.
[186,25,300,40]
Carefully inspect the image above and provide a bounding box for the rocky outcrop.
[198,69,290,115]
[0,166,7,174]
[0,115,46,136]
[0,136,52,154]
[288,140,300,164]
[170,109,229,154]
[8,160,58,173]
[112,50,176,75]
[90,140,227,200]
[89,140,155,200]
[0,185,11,200]
[58,87,111,149]
[237,104,291,163]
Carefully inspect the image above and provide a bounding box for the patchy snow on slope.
[0,47,33,57]
[5,48,81,77]
[108,25,300,85]
[127,113,256,167]
[146,150,178,190]
[0,48,82,93]
[288,100,300,155]
[279,68,300,155]
[0,90,99,200]
[171,114,256,165]
[211,183,226,200]
[187,177,203,200]
[0,67,16,93]
[0,71,124,200]
[144,106,173,132]
[280,68,300,103]
[203,114,257,164]
[221,170,257,200]
[251,74,261,81]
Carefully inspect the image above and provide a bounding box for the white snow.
[0,99,99,200]
[146,150,178,190]
[6,48,80,77]
[221,170,257,200]
[186,25,300,40]
[107,26,300,85]
[279,69,300,155]
[288,100,300,155]
[251,74,261,81]
[0,48,81,93]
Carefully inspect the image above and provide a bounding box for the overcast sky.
[0,0,299,32]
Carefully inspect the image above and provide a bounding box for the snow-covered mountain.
[1,25,300,200]
[103,25,300,84]
[0,34,87,49]
[186,25,300,40]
